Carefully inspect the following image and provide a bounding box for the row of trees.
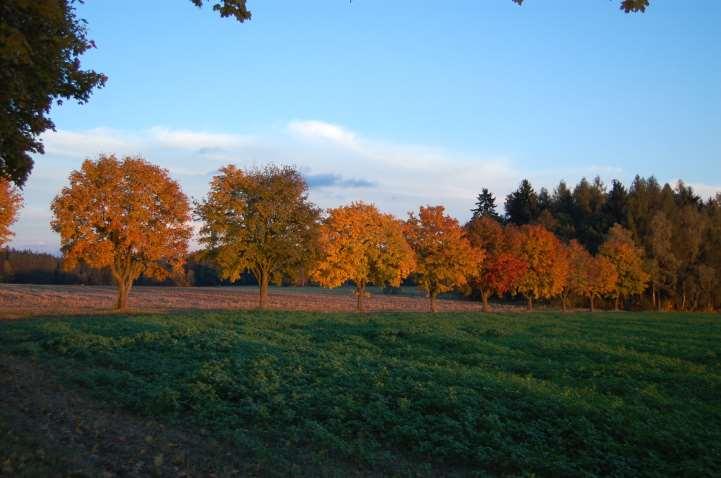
[0,154,718,312]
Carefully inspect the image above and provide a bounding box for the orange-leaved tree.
[0,179,22,247]
[196,164,321,309]
[51,155,191,309]
[311,202,414,312]
[405,205,483,312]
[512,224,568,311]
[585,255,618,312]
[599,223,649,310]
[465,216,526,312]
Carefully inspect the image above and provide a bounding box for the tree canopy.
[511,0,650,13]
[51,155,191,309]
[311,202,414,312]
[599,224,648,309]
[0,0,248,187]
[1,0,106,186]
[190,0,251,22]
[196,164,320,308]
[405,205,483,312]
[470,188,502,222]
[512,224,568,310]
[0,179,22,247]
[465,215,526,311]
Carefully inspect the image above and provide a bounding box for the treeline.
[0,250,258,287]
[0,249,111,284]
[5,154,721,312]
[496,176,721,310]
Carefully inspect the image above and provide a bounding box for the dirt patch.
[0,284,522,319]
[0,354,381,477]
[0,355,252,476]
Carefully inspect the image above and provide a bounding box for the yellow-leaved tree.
[51,155,191,309]
[405,205,483,312]
[599,223,649,310]
[196,164,321,308]
[311,202,414,312]
[0,179,22,247]
[563,240,618,311]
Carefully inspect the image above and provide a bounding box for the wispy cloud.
[12,121,628,252]
[148,127,252,151]
[288,120,359,149]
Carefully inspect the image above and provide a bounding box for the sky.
[10,0,721,252]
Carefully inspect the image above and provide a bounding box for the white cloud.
[148,127,252,151]
[10,121,624,253]
[43,127,142,158]
[288,120,359,149]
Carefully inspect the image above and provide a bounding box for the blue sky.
[11,0,721,252]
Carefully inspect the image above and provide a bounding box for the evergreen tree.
[504,179,539,225]
[571,176,607,252]
[550,181,576,242]
[602,179,629,230]
[470,188,502,222]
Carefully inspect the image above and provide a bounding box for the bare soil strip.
[0,284,520,319]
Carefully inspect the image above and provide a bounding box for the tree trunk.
[116,279,132,310]
[614,295,619,311]
[527,296,533,312]
[258,269,269,309]
[429,293,437,313]
[561,294,567,312]
[356,282,366,312]
[651,286,656,308]
[589,294,595,312]
[657,292,663,312]
[481,290,490,313]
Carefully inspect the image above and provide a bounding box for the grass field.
[1,310,720,476]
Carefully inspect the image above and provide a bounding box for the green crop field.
[2,311,721,476]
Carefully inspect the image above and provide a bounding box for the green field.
[2,311,721,476]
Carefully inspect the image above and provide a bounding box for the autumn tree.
[311,202,414,312]
[405,206,482,312]
[599,224,649,310]
[51,155,191,309]
[561,240,590,312]
[563,241,617,312]
[586,255,618,312]
[466,216,525,312]
[0,179,22,247]
[197,164,320,309]
[512,224,568,311]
